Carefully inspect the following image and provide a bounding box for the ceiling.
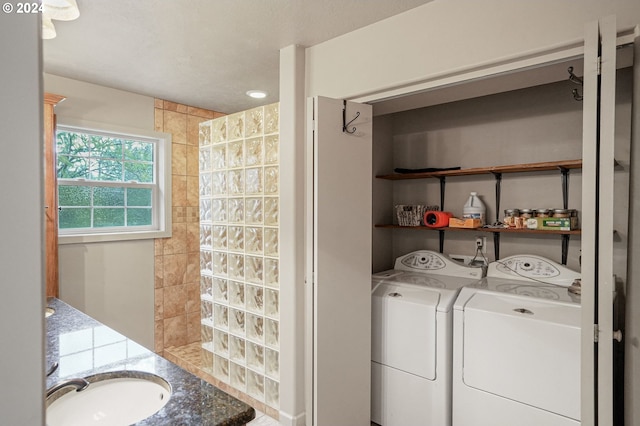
[43,0,432,114]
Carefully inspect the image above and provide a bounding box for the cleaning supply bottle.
[463,192,486,226]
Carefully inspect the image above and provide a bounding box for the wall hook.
[572,88,583,101]
[567,66,583,101]
[567,66,583,85]
[342,100,360,134]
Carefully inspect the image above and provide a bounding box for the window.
[56,121,171,243]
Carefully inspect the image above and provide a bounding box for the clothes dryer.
[452,254,581,426]
[371,250,484,426]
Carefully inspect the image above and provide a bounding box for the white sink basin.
[46,371,171,426]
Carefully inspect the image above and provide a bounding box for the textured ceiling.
[43,0,432,113]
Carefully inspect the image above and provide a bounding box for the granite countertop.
[45,298,255,425]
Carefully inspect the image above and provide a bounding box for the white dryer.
[371,250,484,426]
[452,254,581,426]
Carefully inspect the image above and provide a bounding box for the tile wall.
[199,103,281,410]
[153,99,225,354]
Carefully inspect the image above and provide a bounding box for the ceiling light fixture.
[42,15,57,39]
[246,90,267,99]
[41,0,80,39]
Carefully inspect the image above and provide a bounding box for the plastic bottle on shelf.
[463,192,486,226]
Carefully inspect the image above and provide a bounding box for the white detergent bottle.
[463,192,486,225]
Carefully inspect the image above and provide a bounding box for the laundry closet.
[304,18,638,426]
[370,51,632,426]
[372,50,632,267]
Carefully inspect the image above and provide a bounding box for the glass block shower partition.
[199,103,280,409]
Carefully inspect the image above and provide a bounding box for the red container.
[423,211,453,228]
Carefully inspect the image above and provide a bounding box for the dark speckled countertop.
[45,298,255,425]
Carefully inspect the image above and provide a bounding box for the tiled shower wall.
[199,103,280,410]
[153,99,225,354]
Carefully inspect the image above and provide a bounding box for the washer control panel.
[488,254,580,286]
[394,250,483,278]
[398,251,446,271]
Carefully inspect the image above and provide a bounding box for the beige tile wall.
[154,99,225,354]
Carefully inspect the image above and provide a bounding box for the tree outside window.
[56,127,161,234]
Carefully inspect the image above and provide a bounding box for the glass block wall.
[199,103,280,409]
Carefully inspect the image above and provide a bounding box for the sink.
[46,371,171,426]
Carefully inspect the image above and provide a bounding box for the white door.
[305,96,373,426]
[581,16,619,426]
[625,24,640,426]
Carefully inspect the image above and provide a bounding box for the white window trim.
[56,118,172,244]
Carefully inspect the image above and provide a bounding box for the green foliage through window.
[57,131,154,183]
[57,128,157,231]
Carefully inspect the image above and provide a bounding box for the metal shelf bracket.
[438,176,446,211]
[559,166,570,209]
[492,172,503,225]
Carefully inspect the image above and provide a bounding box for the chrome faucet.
[46,362,59,377]
[46,378,90,398]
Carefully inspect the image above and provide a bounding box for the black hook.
[342,100,360,134]
[567,67,583,101]
[572,88,583,101]
[567,66,583,86]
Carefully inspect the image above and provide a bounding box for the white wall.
[306,0,640,101]
[44,74,156,349]
[0,12,45,426]
[625,37,640,426]
[279,45,307,426]
[45,74,154,127]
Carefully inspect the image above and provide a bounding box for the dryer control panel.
[487,255,580,286]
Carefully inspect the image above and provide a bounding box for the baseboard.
[278,409,306,426]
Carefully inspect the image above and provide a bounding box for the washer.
[452,254,581,426]
[371,250,484,426]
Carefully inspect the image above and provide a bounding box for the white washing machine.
[452,254,582,426]
[371,250,484,426]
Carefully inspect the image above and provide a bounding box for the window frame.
[56,119,172,244]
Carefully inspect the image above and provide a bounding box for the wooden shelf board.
[374,224,581,235]
[376,159,583,180]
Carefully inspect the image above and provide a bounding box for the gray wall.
[0,12,45,426]
[372,115,394,272]
[372,67,633,277]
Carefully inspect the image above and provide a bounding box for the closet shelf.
[374,224,581,236]
[376,159,582,180]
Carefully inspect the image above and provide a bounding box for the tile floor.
[164,342,280,424]
[248,410,281,425]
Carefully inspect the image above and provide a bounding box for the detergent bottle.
[463,192,486,226]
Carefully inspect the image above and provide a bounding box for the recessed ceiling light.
[246,90,267,99]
